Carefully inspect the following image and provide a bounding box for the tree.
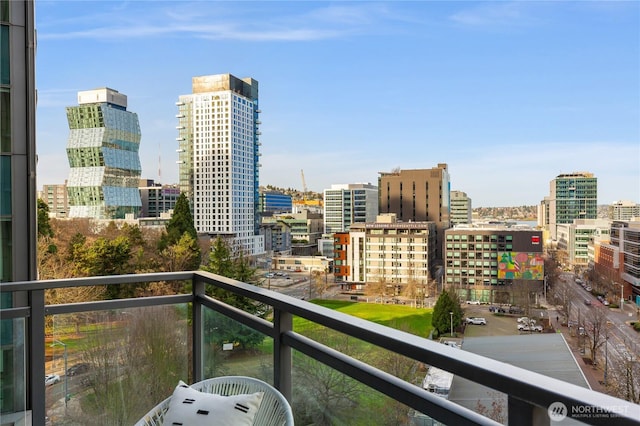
[77,307,188,424]
[160,232,201,272]
[364,271,388,301]
[292,329,365,425]
[159,193,197,250]
[201,237,268,349]
[585,307,608,365]
[37,198,54,238]
[432,290,463,335]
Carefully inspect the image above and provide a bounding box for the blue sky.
[35,1,639,207]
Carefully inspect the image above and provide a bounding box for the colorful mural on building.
[497,252,544,280]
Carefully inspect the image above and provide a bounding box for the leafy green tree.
[160,232,201,272]
[159,193,197,250]
[201,237,268,350]
[37,198,54,238]
[432,290,463,335]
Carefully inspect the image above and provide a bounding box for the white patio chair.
[135,376,294,426]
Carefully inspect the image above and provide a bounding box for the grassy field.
[294,299,433,338]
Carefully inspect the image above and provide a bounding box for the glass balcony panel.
[201,306,273,383]
[46,306,189,424]
[0,317,26,424]
[292,349,428,425]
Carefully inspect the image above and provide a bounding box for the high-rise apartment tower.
[177,74,264,256]
[65,88,142,219]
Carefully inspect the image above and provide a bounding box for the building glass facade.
[549,172,597,239]
[259,191,292,214]
[323,183,378,234]
[65,88,142,219]
[1,0,35,419]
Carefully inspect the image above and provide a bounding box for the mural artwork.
[497,252,544,280]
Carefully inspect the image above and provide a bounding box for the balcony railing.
[1,271,639,425]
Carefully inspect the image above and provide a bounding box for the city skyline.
[35,1,639,207]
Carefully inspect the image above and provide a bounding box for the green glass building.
[66,88,142,219]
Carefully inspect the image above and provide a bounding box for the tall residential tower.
[65,88,142,219]
[177,74,264,256]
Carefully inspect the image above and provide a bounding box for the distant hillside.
[472,206,537,221]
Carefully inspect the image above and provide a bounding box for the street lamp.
[450,311,454,337]
[51,339,69,413]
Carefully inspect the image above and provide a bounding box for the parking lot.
[462,305,545,338]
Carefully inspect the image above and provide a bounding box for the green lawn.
[294,299,433,338]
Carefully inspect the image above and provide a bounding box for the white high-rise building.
[177,74,264,256]
[323,183,378,233]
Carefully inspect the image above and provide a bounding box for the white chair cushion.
[163,380,264,426]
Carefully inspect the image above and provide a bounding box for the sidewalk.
[560,325,606,393]
[539,295,607,393]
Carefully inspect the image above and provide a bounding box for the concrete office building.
[378,164,450,260]
[65,88,142,219]
[40,182,69,218]
[608,220,640,302]
[334,214,437,292]
[177,73,264,256]
[450,190,472,226]
[444,225,544,305]
[610,200,640,221]
[1,1,37,419]
[548,172,597,240]
[556,219,611,269]
[138,179,180,218]
[323,183,378,234]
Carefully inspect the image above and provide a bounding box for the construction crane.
[300,169,308,202]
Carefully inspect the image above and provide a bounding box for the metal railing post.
[273,308,292,402]
[30,289,46,424]
[192,276,205,383]
[508,395,533,426]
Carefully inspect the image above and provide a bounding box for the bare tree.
[609,356,640,403]
[364,272,387,302]
[584,307,608,365]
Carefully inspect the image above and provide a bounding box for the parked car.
[45,374,60,386]
[466,317,487,325]
[509,307,524,315]
[585,286,592,292]
[584,299,592,306]
[518,323,543,332]
[603,300,610,306]
[67,363,90,376]
[466,300,481,305]
[517,317,530,324]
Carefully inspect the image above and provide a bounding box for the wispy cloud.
[37,2,405,42]
[449,1,543,29]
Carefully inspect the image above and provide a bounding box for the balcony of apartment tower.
[2,271,639,425]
